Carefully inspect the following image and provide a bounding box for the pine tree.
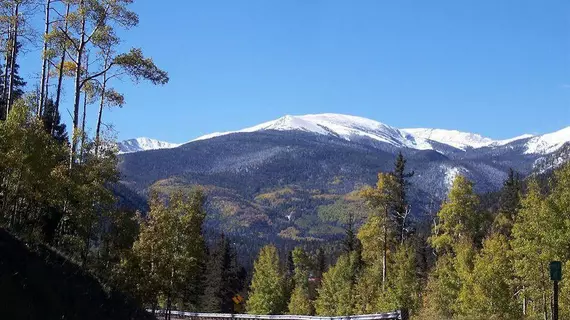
[0,48,26,118]
[202,234,244,313]
[392,152,414,243]
[493,168,521,237]
[41,98,68,144]
[246,245,287,315]
[286,250,295,277]
[343,209,358,254]
[314,248,326,278]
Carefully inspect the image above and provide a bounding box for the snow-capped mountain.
[401,128,534,150]
[191,113,425,148]
[117,137,180,154]
[117,113,569,241]
[122,114,568,157]
[524,126,570,155]
[191,113,568,154]
[192,113,447,150]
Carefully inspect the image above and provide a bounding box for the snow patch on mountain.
[117,138,180,154]
[442,165,468,191]
[525,126,570,155]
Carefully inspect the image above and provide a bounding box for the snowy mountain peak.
[401,128,534,150]
[525,126,570,155]
[401,128,495,150]
[187,113,568,156]
[117,137,180,154]
[192,113,432,149]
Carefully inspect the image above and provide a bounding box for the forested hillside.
[118,128,560,247]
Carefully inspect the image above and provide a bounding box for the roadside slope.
[0,228,153,320]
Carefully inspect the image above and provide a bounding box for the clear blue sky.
[21,0,570,142]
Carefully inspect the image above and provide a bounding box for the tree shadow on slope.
[0,228,154,320]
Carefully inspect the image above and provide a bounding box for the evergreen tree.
[493,168,521,237]
[286,250,295,277]
[0,56,26,119]
[392,152,414,243]
[41,98,68,144]
[246,245,287,315]
[202,234,244,313]
[343,209,358,254]
[314,247,326,278]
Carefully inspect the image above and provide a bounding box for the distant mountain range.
[116,113,570,241]
[118,113,569,156]
[117,137,180,154]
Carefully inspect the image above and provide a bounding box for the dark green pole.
[550,261,561,320]
[553,280,559,320]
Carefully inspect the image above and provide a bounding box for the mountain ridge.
[118,113,569,156]
[117,137,180,154]
[116,117,570,241]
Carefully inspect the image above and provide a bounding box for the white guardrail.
[151,310,405,320]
